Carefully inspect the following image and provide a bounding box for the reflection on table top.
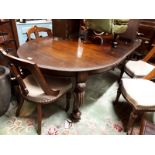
[17,38,141,72]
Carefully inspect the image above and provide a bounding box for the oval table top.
[17,38,141,73]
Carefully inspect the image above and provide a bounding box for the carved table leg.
[71,72,88,122]
[113,83,121,106]
[118,62,125,84]
[127,110,138,135]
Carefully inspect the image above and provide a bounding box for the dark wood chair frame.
[114,67,155,135]
[0,47,72,135]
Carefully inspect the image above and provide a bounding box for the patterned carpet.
[0,69,143,135]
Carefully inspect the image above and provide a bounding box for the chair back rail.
[143,46,155,62]
[27,25,52,41]
[0,47,59,96]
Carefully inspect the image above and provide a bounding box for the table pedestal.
[71,72,88,121]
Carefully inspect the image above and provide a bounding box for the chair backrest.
[26,25,52,41]
[0,47,59,96]
[143,46,155,62]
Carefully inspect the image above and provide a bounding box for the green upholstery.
[85,19,129,34]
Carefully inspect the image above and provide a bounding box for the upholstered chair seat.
[122,78,155,109]
[118,47,155,81]
[115,76,155,135]
[23,75,72,104]
[125,60,155,78]
[115,46,155,135]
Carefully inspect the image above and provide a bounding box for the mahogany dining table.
[17,37,141,121]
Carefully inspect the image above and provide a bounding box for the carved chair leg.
[16,96,24,117]
[127,110,138,135]
[37,103,42,135]
[139,113,146,135]
[114,84,121,105]
[118,64,124,84]
[66,91,71,112]
[114,63,125,106]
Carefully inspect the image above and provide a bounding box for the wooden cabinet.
[137,19,155,51]
[128,19,155,60]
[0,20,19,50]
[52,19,80,39]
[0,19,19,65]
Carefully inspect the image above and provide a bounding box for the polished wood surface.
[17,38,141,121]
[18,38,141,73]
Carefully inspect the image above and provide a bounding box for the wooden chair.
[0,47,72,135]
[114,68,155,135]
[119,46,155,81]
[26,25,52,41]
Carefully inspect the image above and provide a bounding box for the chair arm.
[31,64,59,96]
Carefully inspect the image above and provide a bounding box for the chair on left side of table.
[0,47,72,135]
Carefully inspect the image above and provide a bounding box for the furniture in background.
[114,68,155,135]
[0,19,19,64]
[52,19,81,39]
[16,20,52,45]
[118,46,155,82]
[17,37,141,121]
[118,19,141,60]
[138,19,155,51]
[0,48,72,135]
[82,19,129,47]
[119,19,140,42]
[85,19,129,34]
[26,25,52,41]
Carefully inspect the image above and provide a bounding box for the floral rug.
[0,70,142,135]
